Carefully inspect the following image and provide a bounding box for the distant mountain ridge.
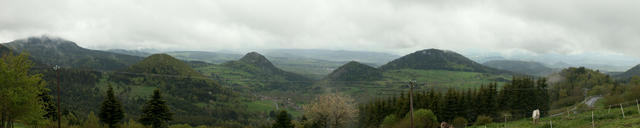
[261,49,399,65]
[0,44,13,55]
[483,60,553,76]
[616,64,640,79]
[380,49,508,74]
[3,36,143,70]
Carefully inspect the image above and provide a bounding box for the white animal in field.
[532,109,540,124]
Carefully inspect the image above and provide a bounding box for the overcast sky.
[1,0,639,56]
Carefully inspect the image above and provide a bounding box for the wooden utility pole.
[53,65,61,128]
[408,80,416,128]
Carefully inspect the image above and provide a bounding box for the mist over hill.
[3,36,143,70]
[615,64,640,80]
[461,49,640,72]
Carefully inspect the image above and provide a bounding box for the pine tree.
[99,85,125,128]
[139,89,173,128]
[272,110,293,128]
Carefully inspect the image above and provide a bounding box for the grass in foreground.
[469,105,640,128]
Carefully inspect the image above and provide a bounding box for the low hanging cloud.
[0,0,638,56]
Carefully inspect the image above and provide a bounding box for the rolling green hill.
[3,36,143,70]
[325,61,383,81]
[29,53,262,126]
[128,54,201,76]
[483,60,553,76]
[126,50,345,79]
[380,49,509,74]
[197,52,312,91]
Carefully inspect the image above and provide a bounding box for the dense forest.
[358,77,550,128]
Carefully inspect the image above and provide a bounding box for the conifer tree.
[272,110,293,128]
[99,85,125,128]
[139,89,173,128]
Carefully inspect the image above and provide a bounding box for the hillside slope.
[325,61,383,81]
[197,52,313,90]
[128,54,201,76]
[0,44,13,55]
[615,64,640,79]
[380,49,508,74]
[483,60,553,76]
[3,36,143,70]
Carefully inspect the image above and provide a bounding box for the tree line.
[0,53,172,128]
[358,77,550,128]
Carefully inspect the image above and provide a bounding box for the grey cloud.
[0,0,639,57]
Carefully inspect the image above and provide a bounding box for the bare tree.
[303,93,358,128]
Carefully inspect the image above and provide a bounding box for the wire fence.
[469,98,640,128]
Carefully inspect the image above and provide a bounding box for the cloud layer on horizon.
[1,0,639,56]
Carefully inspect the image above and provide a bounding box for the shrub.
[474,115,493,126]
[412,109,438,128]
[380,114,399,127]
[452,117,468,128]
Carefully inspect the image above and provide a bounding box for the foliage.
[451,117,468,128]
[380,115,399,127]
[99,85,125,128]
[473,115,493,126]
[359,77,549,127]
[82,112,103,128]
[123,119,145,128]
[272,110,293,128]
[303,93,358,128]
[0,52,47,127]
[140,89,173,128]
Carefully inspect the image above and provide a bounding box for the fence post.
[504,116,507,128]
[620,103,625,118]
[550,120,553,128]
[591,111,594,128]
[608,105,611,114]
[636,99,640,114]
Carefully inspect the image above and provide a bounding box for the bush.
[412,109,438,128]
[381,109,439,128]
[452,117,468,128]
[474,115,493,126]
[380,114,399,127]
[169,124,192,128]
